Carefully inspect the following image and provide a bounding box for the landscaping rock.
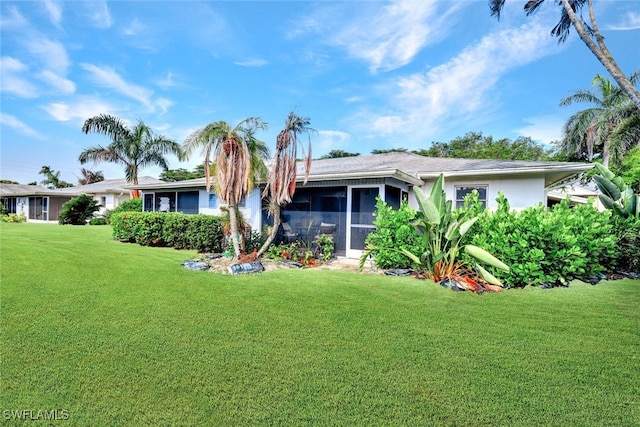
[279,260,303,268]
[182,259,211,271]
[228,262,265,275]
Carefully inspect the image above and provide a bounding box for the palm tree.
[560,73,640,167]
[77,168,104,185]
[80,114,183,197]
[257,112,315,258]
[489,0,640,110]
[182,118,269,259]
[39,165,73,188]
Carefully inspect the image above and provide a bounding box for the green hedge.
[364,198,421,269]
[110,212,225,252]
[465,196,616,287]
[611,215,640,273]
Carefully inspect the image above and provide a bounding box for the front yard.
[1,223,638,425]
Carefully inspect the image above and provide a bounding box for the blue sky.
[1,0,638,185]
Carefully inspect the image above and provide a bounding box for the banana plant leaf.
[593,175,621,201]
[464,244,510,271]
[476,264,504,287]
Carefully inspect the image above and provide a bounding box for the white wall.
[197,188,263,231]
[92,193,130,215]
[415,175,546,211]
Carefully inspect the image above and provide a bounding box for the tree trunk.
[256,203,281,258]
[228,203,241,259]
[561,0,640,110]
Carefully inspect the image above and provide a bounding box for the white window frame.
[455,185,488,208]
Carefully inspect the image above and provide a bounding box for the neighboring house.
[547,182,603,210]
[51,176,165,216]
[0,183,73,222]
[0,177,164,221]
[131,152,593,258]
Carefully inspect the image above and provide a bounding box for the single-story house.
[547,182,603,210]
[0,183,72,222]
[50,177,164,216]
[0,176,164,221]
[131,152,593,258]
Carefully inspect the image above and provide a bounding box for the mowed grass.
[1,223,639,426]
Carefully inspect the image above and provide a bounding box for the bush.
[110,212,225,252]
[59,195,101,225]
[464,196,616,287]
[364,198,421,269]
[106,198,142,223]
[89,217,108,225]
[611,215,640,273]
[1,213,26,223]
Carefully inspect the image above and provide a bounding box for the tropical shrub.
[593,163,639,218]
[58,195,101,225]
[362,174,510,292]
[611,215,640,272]
[110,211,225,252]
[364,198,420,269]
[106,198,142,223]
[1,213,26,223]
[465,195,616,288]
[89,217,108,225]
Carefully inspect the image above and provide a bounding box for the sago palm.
[80,114,182,196]
[183,118,269,259]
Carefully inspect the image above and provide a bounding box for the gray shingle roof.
[128,152,593,190]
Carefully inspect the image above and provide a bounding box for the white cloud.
[37,70,75,95]
[292,0,465,73]
[155,72,177,89]
[234,58,268,67]
[0,113,43,138]
[348,17,560,142]
[81,63,171,113]
[0,6,28,28]
[43,0,63,27]
[43,97,117,122]
[0,57,38,98]
[122,17,146,36]
[608,11,640,30]
[24,37,69,74]
[315,130,352,155]
[516,115,566,144]
[84,0,113,29]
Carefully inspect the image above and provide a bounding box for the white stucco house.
[0,177,164,221]
[130,152,593,258]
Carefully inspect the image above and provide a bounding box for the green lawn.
[1,223,639,426]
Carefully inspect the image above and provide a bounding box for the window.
[144,193,154,211]
[100,196,107,206]
[155,192,176,212]
[455,186,487,208]
[208,193,217,208]
[1,197,17,214]
[177,191,199,214]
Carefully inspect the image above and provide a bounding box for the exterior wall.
[48,196,71,221]
[140,188,263,232]
[92,193,128,215]
[197,189,262,232]
[415,175,545,211]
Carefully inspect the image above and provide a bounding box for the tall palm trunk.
[560,0,640,110]
[257,202,281,257]
[228,201,241,258]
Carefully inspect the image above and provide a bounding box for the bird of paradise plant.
[360,173,509,292]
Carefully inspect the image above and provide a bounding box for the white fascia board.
[302,169,423,186]
[417,164,593,179]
